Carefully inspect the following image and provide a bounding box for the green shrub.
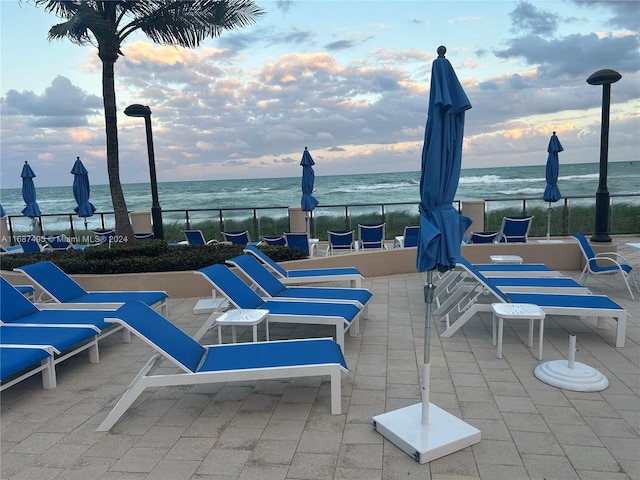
[0,241,307,274]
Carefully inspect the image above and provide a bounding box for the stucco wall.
[1,236,616,298]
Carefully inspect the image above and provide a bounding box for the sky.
[1,0,639,189]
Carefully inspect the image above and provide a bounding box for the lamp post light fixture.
[124,104,164,240]
[586,69,621,243]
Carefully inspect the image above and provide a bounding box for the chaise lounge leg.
[41,357,57,389]
[330,369,342,415]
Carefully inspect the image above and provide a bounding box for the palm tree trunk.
[102,57,135,244]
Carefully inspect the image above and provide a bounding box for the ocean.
[1,161,638,233]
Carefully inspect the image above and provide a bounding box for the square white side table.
[215,308,270,344]
[490,255,523,264]
[492,303,545,360]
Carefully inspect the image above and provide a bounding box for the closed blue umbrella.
[21,161,41,233]
[300,147,319,234]
[373,46,479,464]
[71,156,96,232]
[543,132,563,240]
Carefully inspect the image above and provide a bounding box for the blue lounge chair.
[92,228,115,246]
[182,230,217,245]
[394,225,419,248]
[1,345,59,391]
[15,284,36,300]
[573,233,638,300]
[134,233,155,240]
[0,244,23,254]
[284,232,312,256]
[358,223,387,250]
[44,234,86,250]
[327,230,355,255]
[15,261,168,316]
[18,235,45,253]
[496,215,534,243]
[243,245,363,288]
[472,263,562,277]
[465,230,500,244]
[196,264,362,352]
[226,254,372,317]
[0,325,100,384]
[437,260,627,348]
[96,301,348,431]
[433,258,590,315]
[1,277,127,341]
[261,235,286,246]
[222,230,250,245]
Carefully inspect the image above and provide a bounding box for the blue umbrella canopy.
[71,157,96,218]
[543,132,563,203]
[0,204,6,217]
[300,147,319,213]
[21,161,41,218]
[416,46,472,273]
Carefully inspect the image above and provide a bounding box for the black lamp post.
[124,104,164,240]
[586,69,621,243]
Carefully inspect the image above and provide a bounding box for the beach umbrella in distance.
[372,46,480,464]
[21,161,42,234]
[543,132,564,241]
[71,156,96,234]
[300,147,319,235]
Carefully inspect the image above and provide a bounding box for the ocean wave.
[326,181,415,193]
[458,175,546,185]
[497,188,545,196]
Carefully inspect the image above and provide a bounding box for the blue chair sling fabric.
[0,345,58,390]
[222,230,250,245]
[467,230,499,244]
[96,301,348,431]
[496,215,533,243]
[358,223,386,250]
[227,254,372,308]
[327,230,354,254]
[261,235,286,246]
[183,230,216,245]
[92,229,115,245]
[284,232,310,255]
[1,277,115,332]
[15,261,168,314]
[44,234,74,250]
[18,235,43,253]
[243,245,363,288]
[403,225,420,248]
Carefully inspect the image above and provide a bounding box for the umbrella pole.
[547,202,552,241]
[372,267,481,463]
[421,271,434,424]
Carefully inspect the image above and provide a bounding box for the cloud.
[509,1,559,36]
[324,40,356,51]
[1,75,101,127]
[574,0,640,31]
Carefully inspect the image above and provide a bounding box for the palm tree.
[32,0,264,242]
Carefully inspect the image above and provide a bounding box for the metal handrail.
[4,193,638,244]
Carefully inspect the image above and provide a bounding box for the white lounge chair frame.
[96,302,347,431]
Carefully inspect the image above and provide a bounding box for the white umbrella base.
[534,360,609,392]
[373,402,481,464]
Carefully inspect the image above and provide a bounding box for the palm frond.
[122,0,264,47]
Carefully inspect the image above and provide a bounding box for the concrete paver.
[1,237,638,479]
